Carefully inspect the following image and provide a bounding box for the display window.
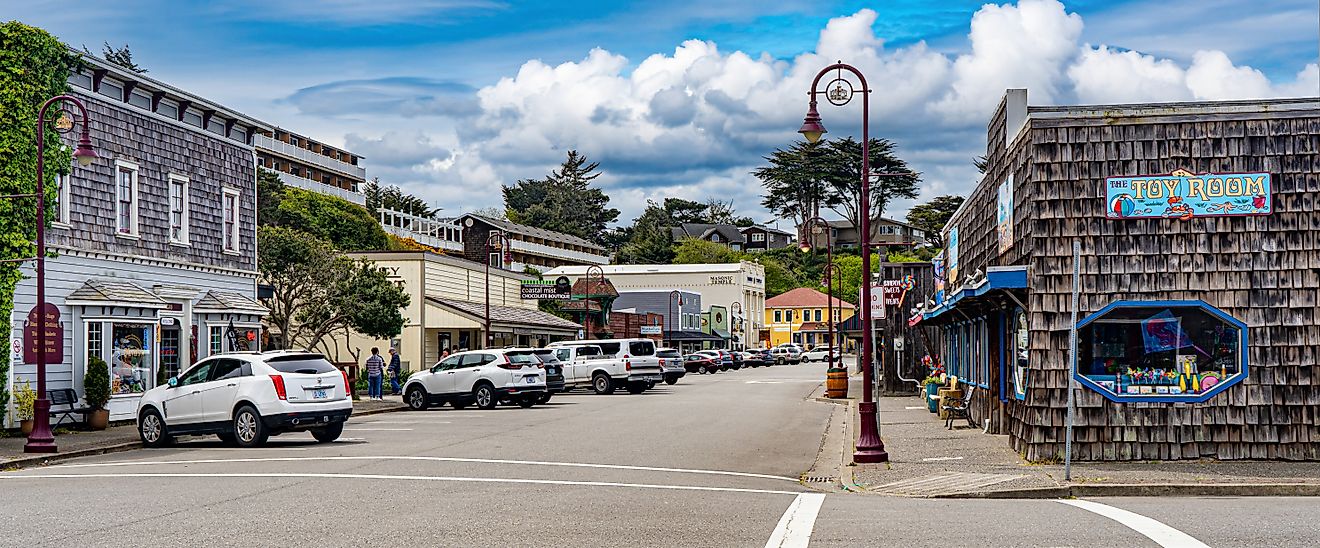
[1010,309,1028,400]
[110,323,155,395]
[1077,300,1246,403]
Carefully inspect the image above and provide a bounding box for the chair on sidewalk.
[49,389,92,427]
[943,386,976,430]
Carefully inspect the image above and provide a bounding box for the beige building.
[545,262,766,349]
[340,251,581,372]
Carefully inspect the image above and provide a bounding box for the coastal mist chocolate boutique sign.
[1106,169,1271,220]
[23,302,63,364]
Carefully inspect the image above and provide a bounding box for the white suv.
[136,351,353,448]
[656,347,686,385]
[403,349,546,411]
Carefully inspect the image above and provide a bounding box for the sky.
[9,0,1320,228]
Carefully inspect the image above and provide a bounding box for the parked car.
[728,350,744,370]
[656,347,686,385]
[769,346,803,365]
[548,338,665,394]
[403,349,546,411]
[136,350,353,448]
[684,354,719,374]
[547,344,632,395]
[741,350,773,367]
[695,350,732,371]
[525,348,566,403]
[801,346,843,363]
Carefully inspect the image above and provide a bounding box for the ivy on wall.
[0,21,78,422]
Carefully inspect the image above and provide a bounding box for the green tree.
[820,137,920,235]
[754,140,831,231]
[672,238,742,264]
[257,167,284,226]
[906,195,965,249]
[258,227,409,355]
[829,253,881,305]
[266,187,389,251]
[702,198,754,226]
[615,201,675,264]
[364,177,437,219]
[0,22,78,418]
[503,150,620,245]
[84,42,146,73]
[663,198,708,224]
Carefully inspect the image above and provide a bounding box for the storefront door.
[161,323,182,381]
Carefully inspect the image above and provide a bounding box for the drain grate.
[802,475,838,483]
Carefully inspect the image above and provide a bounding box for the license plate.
[525,376,538,384]
[313,389,328,399]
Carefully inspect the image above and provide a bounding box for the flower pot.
[925,383,940,413]
[20,419,34,435]
[825,369,849,399]
[88,408,110,430]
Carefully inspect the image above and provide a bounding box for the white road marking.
[41,455,802,483]
[920,456,964,462]
[764,493,826,548]
[341,428,416,431]
[1057,499,1210,548]
[904,406,926,410]
[0,472,804,496]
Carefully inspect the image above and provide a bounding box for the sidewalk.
[832,376,1320,498]
[1,395,406,470]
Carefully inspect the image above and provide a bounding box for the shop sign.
[946,227,959,284]
[1106,169,1271,220]
[23,303,62,364]
[881,280,903,306]
[639,325,663,335]
[997,176,1013,254]
[932,253,946,304]
[520,276,572,300]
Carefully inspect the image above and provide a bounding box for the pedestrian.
[388,348,402,396]
[441,348,450,359]
[365,347,385,401]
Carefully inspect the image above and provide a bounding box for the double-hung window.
[114,160,138,236]
[168,175,189,245]
[222,188,240,254]
[54,173,70,226]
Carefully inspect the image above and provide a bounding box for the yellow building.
[763,287,856,348]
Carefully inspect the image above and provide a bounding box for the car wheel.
[138,408,173,448]
[665,376,679,385]
[311,422,343,443]
[474,384,498,409]
[406,385,429,411]
[217,433,237,446]
[518,396,536,408]
[627,382,646,394]
[720,364,729,371]
[233,405,269,448]
[592,373,615,395]
[645,380,656,389]
[538,392,552,404]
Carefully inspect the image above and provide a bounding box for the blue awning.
[922,266,1028,321]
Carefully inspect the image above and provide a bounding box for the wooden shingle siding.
[52,90,257,273]
[949,94,1320,461]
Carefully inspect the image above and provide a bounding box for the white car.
[403,349,546,411]
[136,351,353,448]
[801,346,843,363]
[655,347,686,385]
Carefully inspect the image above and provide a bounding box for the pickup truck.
[549,339,665,395]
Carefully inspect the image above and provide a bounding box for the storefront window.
[86,322,102,362]
[1077,301,1246,402]
[1011,309,1028,400]
[110,323,153,395]
[161,326,181,380]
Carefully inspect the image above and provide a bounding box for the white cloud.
[1069,46,1191,104]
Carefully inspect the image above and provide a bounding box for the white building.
[545,262,766,349]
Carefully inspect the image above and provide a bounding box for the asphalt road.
[3,363,1320,547]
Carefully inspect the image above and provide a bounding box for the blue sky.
[10,0,1319,224]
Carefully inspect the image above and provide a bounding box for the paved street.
[4,364,1320,547]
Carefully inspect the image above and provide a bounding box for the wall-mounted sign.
[946,227,960,285]
[639,325,663,335]
[1106,169,1271,220]
[863,285,887,320]
[160,317,178,327]
[997,176,1013,254]
[520,276,572,300]
[932,254,946,304]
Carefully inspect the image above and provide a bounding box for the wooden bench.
[942,386,976,430]
[49,388,92,427]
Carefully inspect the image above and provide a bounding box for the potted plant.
[14,380,36,435]
[84,356,111,430]
[921,355,946,413]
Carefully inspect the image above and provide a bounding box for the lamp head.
[797,103,826,144]
[73,136,98,167]
[799,241,812,253]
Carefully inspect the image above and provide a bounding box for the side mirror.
[168,376,179,388]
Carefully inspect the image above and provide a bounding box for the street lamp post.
[822,262,842,366]
[799,61,889,463]
[584,265,605,340]
[484,231,507,349]
[24,95,99,453]
[799,216,833,354]
[668,290,682,350]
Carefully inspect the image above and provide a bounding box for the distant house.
[739,225,795,251]
[808,218,927,248]
[459,214,609,272]
[671,223,794,252]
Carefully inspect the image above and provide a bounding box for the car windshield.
[532,351,562,365]
[263,354,338,374]
[657,349,682,359]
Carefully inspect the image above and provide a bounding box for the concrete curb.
[935,482,1320,499]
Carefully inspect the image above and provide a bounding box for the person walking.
[365,347,385,401]
[388,348,402,396]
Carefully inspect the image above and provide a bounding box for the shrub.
[83,355,111,409]
[13,380,36,421]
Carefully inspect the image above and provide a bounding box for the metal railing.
[507,238,608,265]
[277,172,366,205]
[254,134,367,180]
[378,208,464,252]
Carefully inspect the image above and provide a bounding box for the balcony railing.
[277,172,366,205]
[508,238,609,265]
[378,208,464,253]
[254,134,367,180]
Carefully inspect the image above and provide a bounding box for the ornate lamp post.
[584,265,605,339]
[799,215,833,353]
[23,96,99,453]
[668,290,682,350]
[799,61,888,463]
[483,231,507,348]
[822,263,842,365]
[729,301,743,351]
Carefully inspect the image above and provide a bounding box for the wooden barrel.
[826,370,849,399]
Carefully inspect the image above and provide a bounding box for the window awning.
[921,266,1028,322]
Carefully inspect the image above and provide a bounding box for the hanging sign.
[520,276,572,300]
[997,176,1014,254]
[1106,169,1271,220]
[23,302,63,364]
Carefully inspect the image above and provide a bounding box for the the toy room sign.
[1105,169,1271,220]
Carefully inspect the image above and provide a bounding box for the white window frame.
[168,174,190,245]
[114,160,139,238]
[53,172,71,227]
[751,232,765,242]
[222,188,240,254]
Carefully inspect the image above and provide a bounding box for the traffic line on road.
[0,472,805,496]
[1056,499,1210,548]
[764,493,826,548]
[40,455,803,483]
[341,428,417,431]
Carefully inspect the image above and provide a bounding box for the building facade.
[918,89,1320,461]
[7,54,267,423]
[739,225,795,251]
[460,214,609,272]
[821,217,927,248]
[612,290,716,352]
[764,288,856,348]
[341,252,581,373]
[254,129,366,205]
[547,263,767,349]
